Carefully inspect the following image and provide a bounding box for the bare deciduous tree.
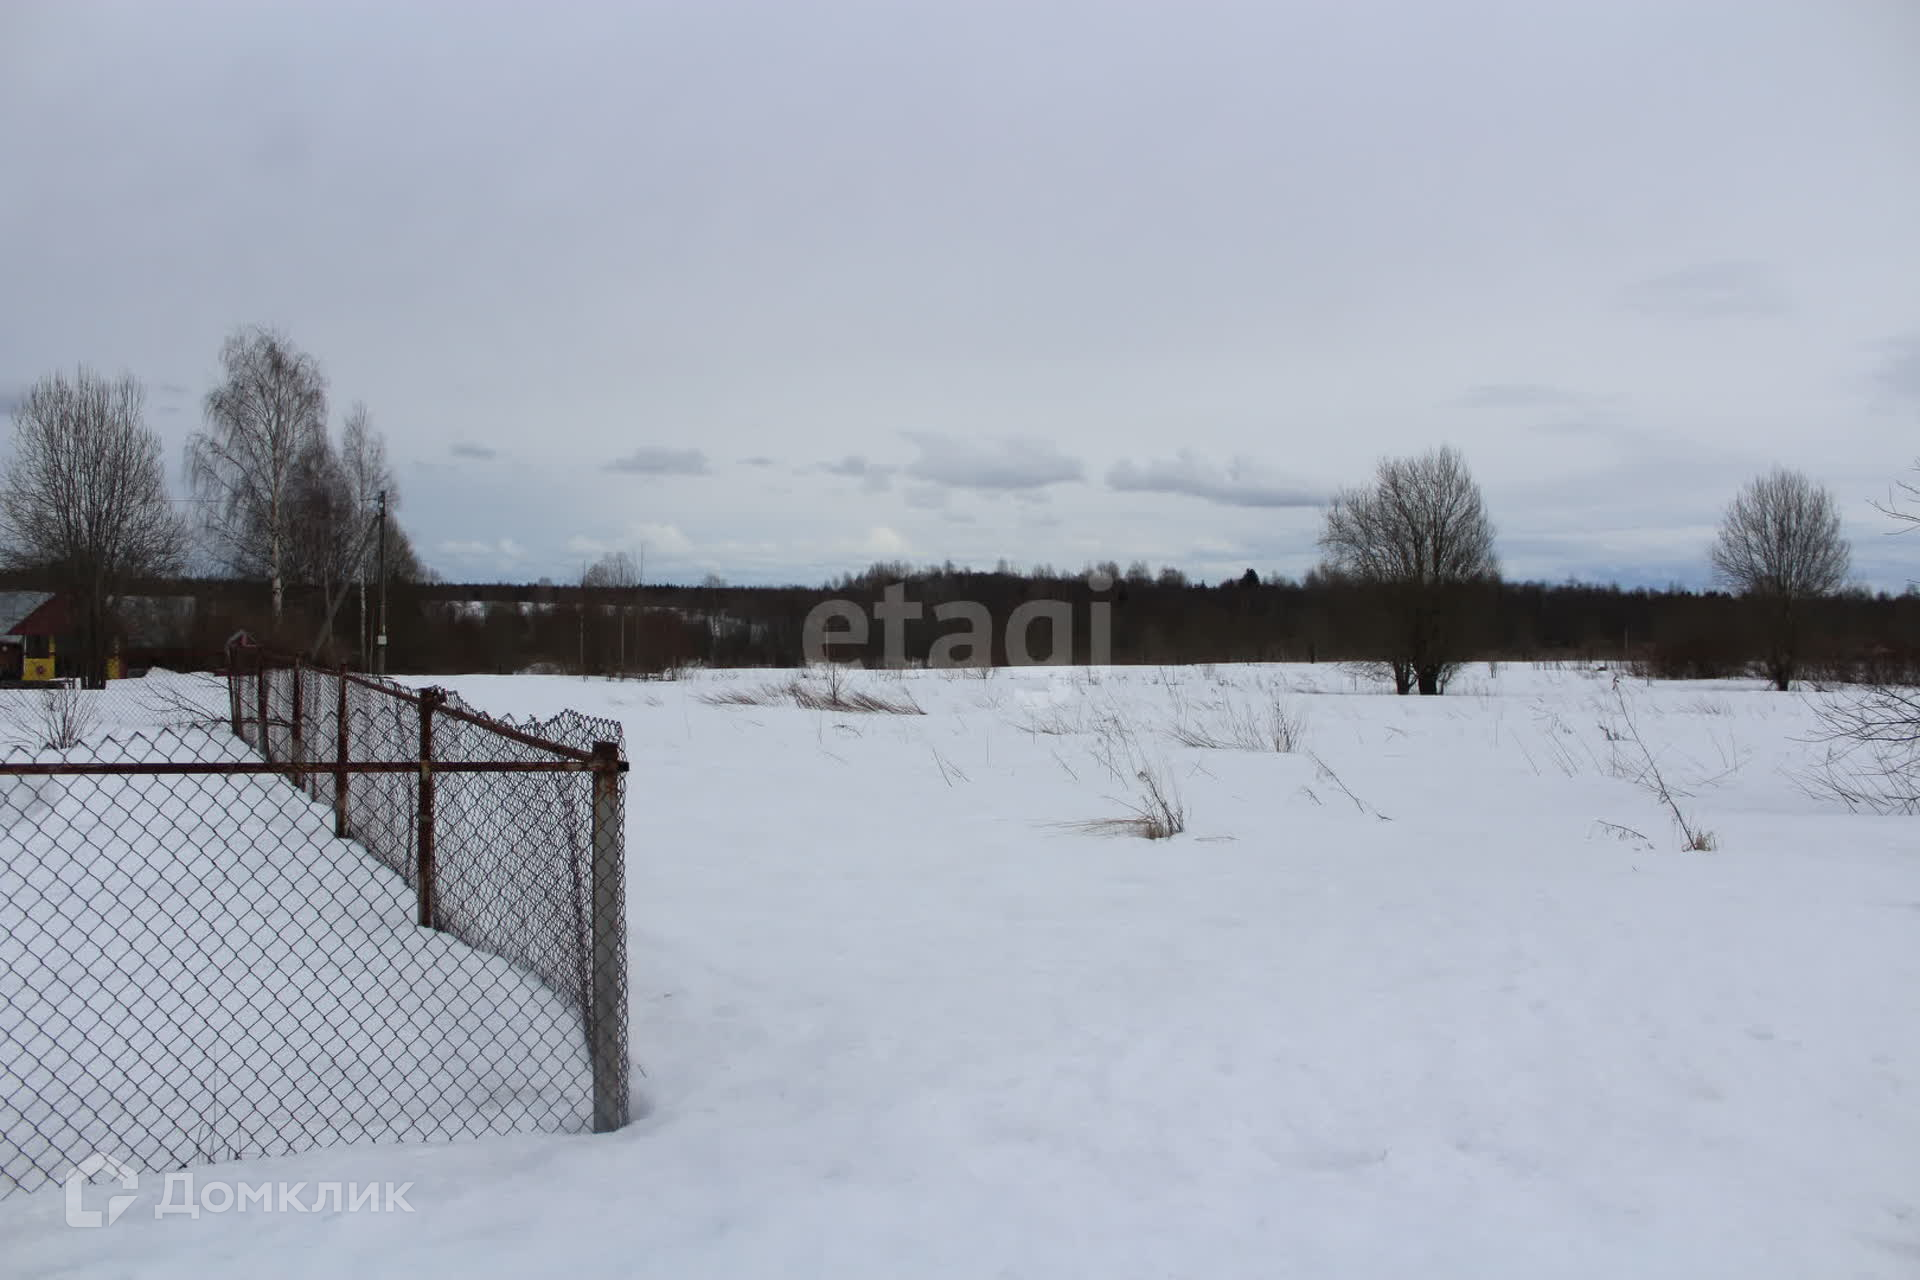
[1805,458,1919,811]
[581,551,642,676]
[33,681,100,749]
[187,327,329,624]
[334,402,412,662]
[1873,456,1920,542]
[1,369,188,686]
[285,434,358,603]
[1318,445,1498,695]
[1709,467,1850,691]
[283,404,426,662]
[1806,683,1920,814]
[580,550,640,593]
[339,401,393,514]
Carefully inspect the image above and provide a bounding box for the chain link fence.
[0,659,628,1198]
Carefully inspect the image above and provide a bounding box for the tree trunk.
[75,573,115,689]
[79,594,103,689]
[270,492,284,625]
[1770,597,1796,692]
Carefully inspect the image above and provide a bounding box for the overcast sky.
[4,0,1918,587]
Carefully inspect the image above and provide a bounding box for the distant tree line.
[17,557,1909,684]
[8,409,1913,690]
[371,448,1911,684]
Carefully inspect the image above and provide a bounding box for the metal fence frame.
[0,654,629,1196]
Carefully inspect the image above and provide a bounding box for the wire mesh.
[0,660,627,1198]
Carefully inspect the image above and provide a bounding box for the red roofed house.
[0,592,75,683]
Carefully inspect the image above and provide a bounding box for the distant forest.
[7,562,1915,684]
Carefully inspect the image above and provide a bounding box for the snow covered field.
[3,662,1916,1277]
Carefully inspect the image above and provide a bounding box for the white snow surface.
[3,662,1916,1277]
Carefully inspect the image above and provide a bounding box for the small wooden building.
[0,591,197,682]
[0,592,66,682]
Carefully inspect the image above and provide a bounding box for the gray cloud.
[1107,451,1322,509]
[149,380,192,416]
[1496,538,1712,590]
[0,386,26,418]
[904,434,1083,491]
[818,455,894,492]
[1531,416,1620,438]
[740,456,776,468]
[1624,261,1791,318]
[606,447,710,476]
[1458,383,1592,410]
[436,536,530,567]
[1870,334,1920,405]
[450,442,497,460]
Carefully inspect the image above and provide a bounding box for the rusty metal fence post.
[416,686,443,929]
[255,662,271,762]
[334,665,350,838]
[588,739,628,1133]
[290,657,305,790]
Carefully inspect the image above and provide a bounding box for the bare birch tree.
[339,401,394,517]
[1709,467,1850,690]
[1318,445,1498,695]
[581,551,642,676]
[334,401,402,661]
[186,327,328,624]
[580,550,641,593]
[285,433,357,601]
[1,369,188,686]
